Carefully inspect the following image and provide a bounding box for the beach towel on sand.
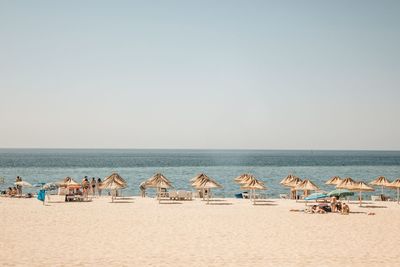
[37,189,45,202]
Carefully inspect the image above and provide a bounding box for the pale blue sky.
[0,0,399,149]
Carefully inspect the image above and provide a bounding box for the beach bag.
[37,189,46,202]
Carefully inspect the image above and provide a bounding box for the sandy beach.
[1,197,400,267]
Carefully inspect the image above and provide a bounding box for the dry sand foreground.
[1,197,400,267]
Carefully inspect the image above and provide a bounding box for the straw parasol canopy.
[336,177,356,189]
[240,179,267,190]
[145,173,173,189]
[388,178,400,204]
[325,176,342,185]
[194,177,222,190]
[240,178,266,204]
[234,174,264,185]
[281,176,302,200]
[191,173,211,185]
[57,177,80,188]
[100,173,127,190]
[295,179,319,191]
[350,181,374,206]
[370,176,391,195]
[280,174,299,185]
[192,176,222,204]
[284,177,303,188]
[294,179,319,199]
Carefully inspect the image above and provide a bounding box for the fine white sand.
[1,197,400,266]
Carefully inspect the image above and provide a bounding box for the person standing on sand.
[330,196,337,212]
[97,178,102,196]
[90,177,96,196]
[139,181,146,197]
[15,176,22,195]
[82,177,89,197]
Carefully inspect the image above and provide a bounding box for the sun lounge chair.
[167,191,177,200]
[280,194,288,199]
[177,190,187,200]
[186,191,193,200]
[371,195,381,201]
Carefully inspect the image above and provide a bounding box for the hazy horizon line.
[0,147,399,152]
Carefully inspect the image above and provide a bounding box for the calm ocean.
[1,149,400,197]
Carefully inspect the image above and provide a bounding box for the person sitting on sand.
[341,203,350,215]
[316,206,327,214]
[336,202,342,212]
[6,187,12,196]
[311,205,318,213]
[11,187,17,196]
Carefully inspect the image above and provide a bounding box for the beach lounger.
[371,195,381,201]
[186,191,193,200]
[177,190,187,200]
[169,191,178,200]
[279,194,288,199]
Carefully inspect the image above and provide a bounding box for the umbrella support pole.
[359,191,362,207]
[397,188,399,204]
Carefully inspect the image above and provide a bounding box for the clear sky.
[0,0,399,150]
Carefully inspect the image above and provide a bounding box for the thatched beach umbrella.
[280,174,299,185]
[191,173,213,198]
[57,177,80,188]
[191,173,211,185]
[146,173,172,187]
[283,177,302,200]
[103,173,127,186]
[240,178,266,205]
[234,174,263,185]
[101,173,127,190]
[370,176,391,195]
[193,177,222,204]
[234,174,265,200]
[325,176,342,186]
[295,179,319,197]
[101,173,128,202]
[336,177,356,189]
[145,173,173,201]
[350,181,374,206]
[388,178,400,204]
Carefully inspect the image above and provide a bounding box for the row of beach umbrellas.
[281,174,400,206]
[11,173,400,205]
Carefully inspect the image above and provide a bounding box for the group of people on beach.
[2,176,24,197]
[81,176,103,196]
[305,196,350,214]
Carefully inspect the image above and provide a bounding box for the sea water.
[1,149,399,198]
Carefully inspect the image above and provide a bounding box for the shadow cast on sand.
[159,201,183,205]
[253,203,278,206]
[360,205,387,209]
[206,202,233,205]
[109,201,134,204]
[201,199,227,202]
